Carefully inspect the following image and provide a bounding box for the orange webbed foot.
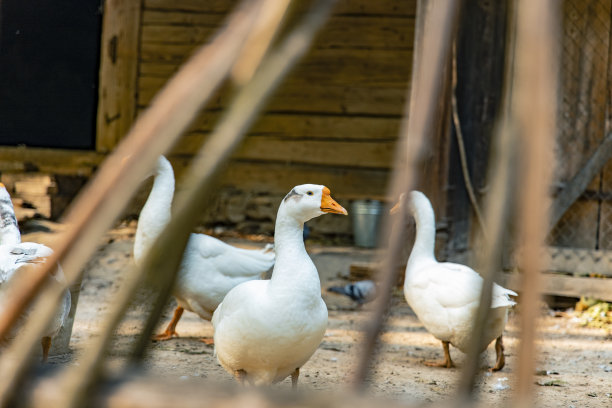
[152,330,179,341]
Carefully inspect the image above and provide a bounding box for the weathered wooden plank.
[542,246,612,277]
[138,77,408,115]
[222,162,390,199]
[96,0,142,152]
[168,112,402,140]
[0,147,103,176]
[250,114,401,139]
[550,132,612,230]
[143,0,416,17]
[168,159,390,199]
[172,135,396,168]
[0,174,55,219]
[141,16,414,50]
[502,273,612,303]
[139,45,412,84]
[142,10,226,26]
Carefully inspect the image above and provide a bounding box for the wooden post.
[96,0,143,152]
[447,0,509,260]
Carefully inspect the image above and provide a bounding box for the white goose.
[212,184,347,387]
[0,183,71,361]
[396,191,516,371]
[134,156,275,342]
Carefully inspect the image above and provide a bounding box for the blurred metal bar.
[512,1,559,407]
[352,0,462,388]
[455,117,519,402]
[454,3,518,401]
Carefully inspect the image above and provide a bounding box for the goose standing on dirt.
[393,191,516,371]
[0,183,71,361]
[134,156,275,343]
[212,184,347,387]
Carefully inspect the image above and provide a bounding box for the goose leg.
[234,369,247,385]
[199,337,214,345]
[491,335,505,371]
[291,368,300,389]
[41,336,52,362]
[425,340,454,368]
[152,306,183,341]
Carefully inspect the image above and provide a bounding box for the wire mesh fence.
[549,0,612,252]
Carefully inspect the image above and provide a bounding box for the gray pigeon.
[327,280,377,304]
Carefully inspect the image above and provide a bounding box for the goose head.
[0,182,20,245]
[390,191,428,216]
[280,184,347,223]
[390,192,407,215]
[0,182,10,202]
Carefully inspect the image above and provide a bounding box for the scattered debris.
[492,377,510,391]
[599,364,612,373]
[535,369,560,376]
[574,298,612,331]
[536,379,567,387]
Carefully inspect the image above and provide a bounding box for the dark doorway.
[0,0,103,149]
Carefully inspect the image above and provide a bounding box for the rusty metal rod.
[0,1,263,405]
[512,1,559,407]
[352,0,462,388]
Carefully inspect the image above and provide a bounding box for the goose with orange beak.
[212,184,347,388]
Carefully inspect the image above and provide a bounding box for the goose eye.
[306,191,313,196]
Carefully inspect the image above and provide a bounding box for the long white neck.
[134,157,175,264]
[407,193,437,267]
[0,192,21,246]
[269,204,320,295]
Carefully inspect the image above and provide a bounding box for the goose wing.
[414,262,515,310]
[186,234,275,278]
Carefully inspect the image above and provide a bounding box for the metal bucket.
[351,200,383,248]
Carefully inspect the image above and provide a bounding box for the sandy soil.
[41,224,612,407]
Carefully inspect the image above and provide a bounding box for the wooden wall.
[136,0,416,200]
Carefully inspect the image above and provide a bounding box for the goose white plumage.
[0,183,71,361]
[212,184,347,387]
[396,191,516,370]
[134,156,275,342]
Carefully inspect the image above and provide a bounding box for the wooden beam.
[549,131,612,230]
[96,0,143,152]
[503,273,612,303]
[143,0,417,17]
[447,0,509,257]
[349,260,612,302]
[0,147,103,176]
[141,15,415,51]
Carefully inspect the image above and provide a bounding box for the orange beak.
[320,187,348,215]
[390,201,401,214]
[0,182,4,189]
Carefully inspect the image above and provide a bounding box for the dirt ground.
[37,223,612,407]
